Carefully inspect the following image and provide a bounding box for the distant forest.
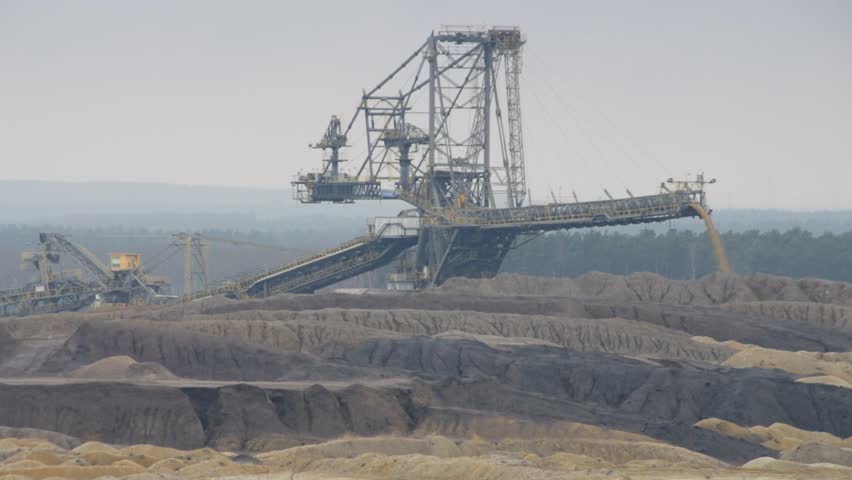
[2,224,851,292]
[3,182,851,292]
[502,228,852,283]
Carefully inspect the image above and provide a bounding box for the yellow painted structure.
[108,253,142,272]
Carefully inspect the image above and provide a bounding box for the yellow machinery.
[109,253,143,272]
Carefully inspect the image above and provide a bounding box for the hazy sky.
[1,0,850,210]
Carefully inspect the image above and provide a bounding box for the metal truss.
[293,26,528,210]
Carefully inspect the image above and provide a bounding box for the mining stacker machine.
[191,25,730,301]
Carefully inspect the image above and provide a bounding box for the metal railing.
[180,234,375,302]
[417,191,697,229]
[0,285,91,306]
[259,247,389,297]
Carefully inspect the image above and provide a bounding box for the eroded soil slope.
[2,272,852,479]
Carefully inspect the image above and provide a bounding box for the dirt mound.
[722,346,852,385]
[70,356,179,381]
[0,427,80,450]
[797,375,852,388]
[413,411,649,443]
[0,383,204,449]
[259,439,722,480]
[693,336,852,387]
[71,440,121,455]
[174,294,239,315]
[441,271,760,304]
[781,442,852,467]
[120,444,186,463]
[181,382,419,451]
[0,463,146,478]
[39,321,332,381]
[335,337,852,446]
[742,455,852,473]
[2,335,851,462]
[6,450,69,466]
[441,272,852,306]
[175,309,733,363]
[3,433,706,480]
[175,315,403,353]
[159,285,852,356]
[695,418,852,451]
[0,314,89,341]
[584,300,852,352]
[723,301,852,331]
[3,271,852,478]
[147,289,588,320]
[433,330,561,348]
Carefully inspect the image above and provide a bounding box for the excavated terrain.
[2,271,852,479]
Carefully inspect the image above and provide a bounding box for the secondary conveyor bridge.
[185,186,714,301]
[184,216,420,301]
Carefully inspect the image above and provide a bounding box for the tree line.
[2,225,851,291]
[501,228,852,282]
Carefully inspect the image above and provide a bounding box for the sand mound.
[0,432,847,479]
[177,457,272,477]
[178,295,239,315]
[258,436,464,467]
[0,428,80,450]
[0,459,46,469]
[692,336,852,385]
[694,418,770,445]
[71,441,121,455]
[120,444,185,463]
[433,330,561,348]
[79,450,131,466]
[414,412,650,444]
[0,438,62,453]
[691,336,751,351]
[695,418,852,451]
[781,441,852,467]
[797,375,852,388]
[111,474,179,480]
[496,438,725,468]
[69,355,179,381]
[147,457,186,472]
[524,451,616,470]
[721,346,852,385]
[309,452,593,479]
[69,352,134,377]
[742,455,852,472]
[0,463,146,479]
[4,450,68,467]
[766,423,852,448]
[257,434,724,471]
[181,448,230,463]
